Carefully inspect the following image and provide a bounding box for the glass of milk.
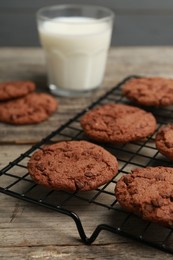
[37,4,114,97]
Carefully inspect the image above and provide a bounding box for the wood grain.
[1,47,173,259]
[1,47,173,142]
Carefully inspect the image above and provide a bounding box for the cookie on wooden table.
[0,92,58,125]
[0,81,36,101]
[155,124,173,160]
[28,140,118,192]
[115,166,173,227]
[122,77,173,106]
[80,103,157,144]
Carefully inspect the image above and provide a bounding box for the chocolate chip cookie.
[115,166,173,227]
[0,81,36,101]
[0,92,58,124]
[122,77,173,106]
[156,124,173,160]
[28,140,118,192]
[80,103,157,144]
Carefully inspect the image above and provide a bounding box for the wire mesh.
[0,75,173,253]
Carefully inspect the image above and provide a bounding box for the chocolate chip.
[165,141,173,148]
[145,204,153,212]
[34,155,41,161]
[10,114,18,120]
[123,176,129,185]
[43,150,53,155]
[64,152,71,158]
[159,191,170,198]
[151,198,163,207]
[75,180,84,190]
[94,154,101,159]
[36,163,45,171]
[155,174,165,181]
[84,172,94,178]
[129,187,137,195]
[42,171,48,177]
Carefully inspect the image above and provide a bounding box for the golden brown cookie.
[0,81,36,101]
[0,92,58,125]
[80,103,157,144]
[115,166,173,227]
[122,77,173,106]
[156,124,173,160]
[28,140,118,192]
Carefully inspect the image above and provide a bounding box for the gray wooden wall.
[1,0,173,46]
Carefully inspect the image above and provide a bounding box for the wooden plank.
[0,244,172,260]
[1,244,172,260]
[1,47,173,259]
[0,47,111,143]
[0,176,172,258]
[1,46,173,143]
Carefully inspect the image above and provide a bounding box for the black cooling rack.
[1,75,173,253]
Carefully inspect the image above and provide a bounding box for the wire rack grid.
[0,75,173,253]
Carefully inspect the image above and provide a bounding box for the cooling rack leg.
[70,211,118,245]
[69,211,93,244]
[69,211,109,244]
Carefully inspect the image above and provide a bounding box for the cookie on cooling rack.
[115,166,173,227]
[80,103,157,144]
[155,124,173,160]
[0,92,58,125]
[27,140,118,192]
[122,77,173,106]
[0,81,36,101]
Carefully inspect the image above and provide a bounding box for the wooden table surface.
[1,47,173,259]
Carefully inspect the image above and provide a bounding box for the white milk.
[38,17,112,92]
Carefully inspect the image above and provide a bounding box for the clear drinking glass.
[37,4,114,97]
